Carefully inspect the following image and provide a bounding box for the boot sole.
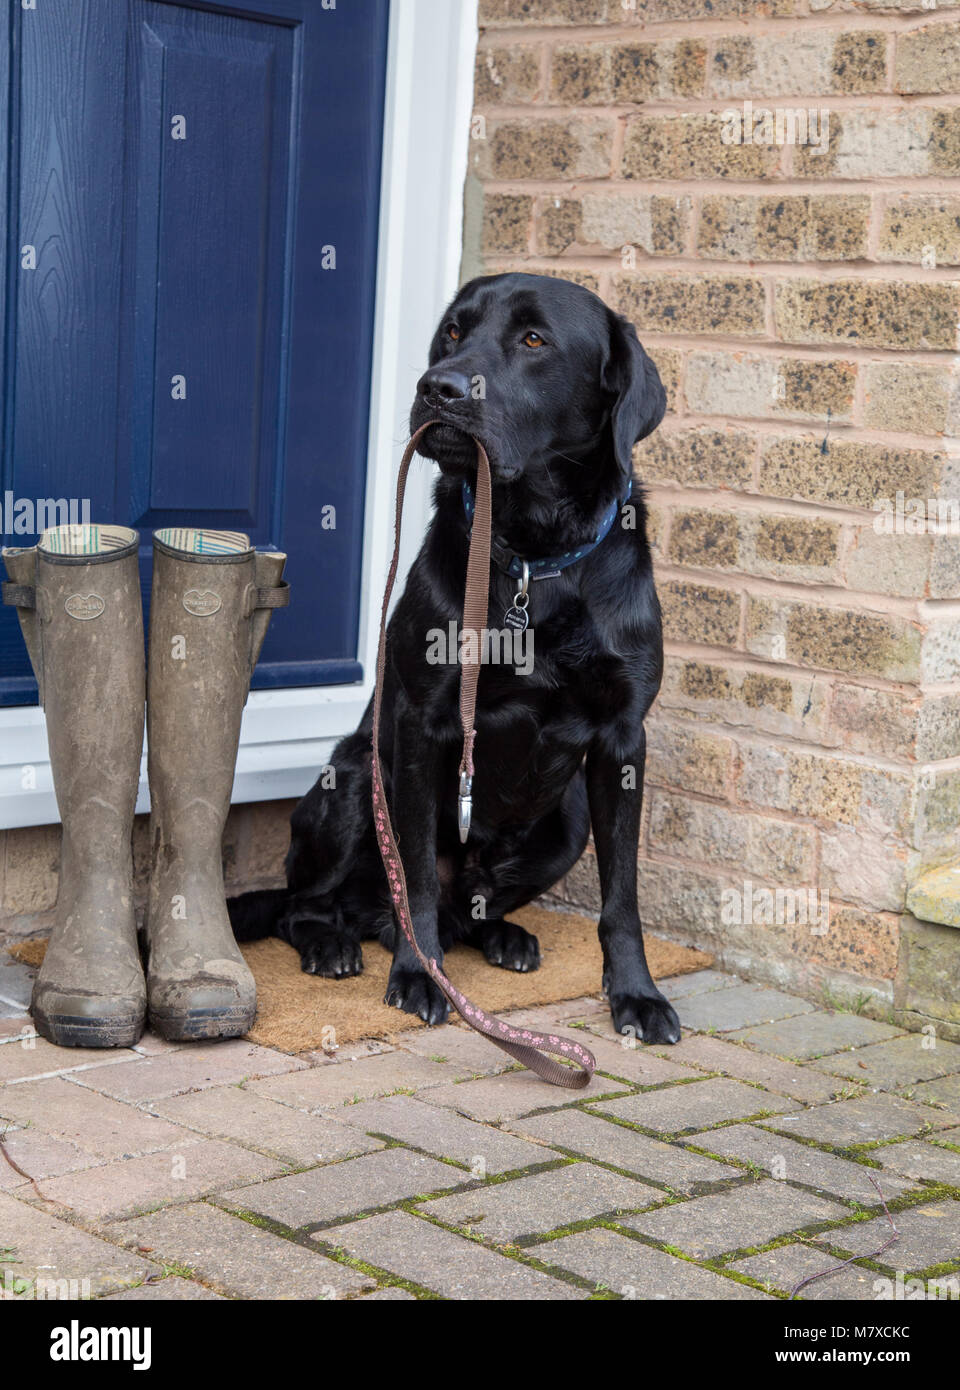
[32,1009,145,1049]
[149,1005,255,1042]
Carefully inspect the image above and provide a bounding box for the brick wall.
[465,0,960,1025]
[3,0,960,1035]
[0,803,295,944]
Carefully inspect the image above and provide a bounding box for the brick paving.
[0,966,958,1300]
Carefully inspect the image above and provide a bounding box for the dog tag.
[504,604,529,632]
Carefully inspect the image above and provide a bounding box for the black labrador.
[228,272,681,1044]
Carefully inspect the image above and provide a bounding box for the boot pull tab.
[246,552,290,679]
[1,548,44,704]
[1,582,37,610]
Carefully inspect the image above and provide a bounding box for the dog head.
[410,272,665,488]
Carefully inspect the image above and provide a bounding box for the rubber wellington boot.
[1,525,146,1047]
[145,529,289,1040]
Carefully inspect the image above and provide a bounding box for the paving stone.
[0,1127,98,1189]
[568,1034,695,1086]
[876,1140,960,1187]
[660,969,742,1001]
[0,1076,189,1159]
[422,1069,619,1123]
[0,1037,139,1085]
[102,1277,225,1300]
[153,1086,383,1167]
[811,1035,960,1090]
[334,1094,544,1175]
[0,959,34,1009]
[650,1033,841,1104]
[688,1124,914,1202]
[0,1190,160,1297]
[219,1148,463,1229]
[730,1245,883,1301]
[937,1128,960,1146]
[111,1201,372,1300]
[538,1227,770,1300]
[675,984,815,1033]
[593,1078,800,1134]
[730,1012,904,1060]
[774,1095,960,1147]
[497,997,608,1028]
[72,1041,305,1104]
[249,1052,460,1112]
[0,1018,33,1042]
[419,1163,659,1241]
[906,1074,960,1111]
[828,1202,960,1272]
[324,1209,584,1300]
[303,1037,395,1065]
[392,1024,516,1077]
[511,1109,738,1190]
[37,1138,285,1222]
[623,1181,845,1259]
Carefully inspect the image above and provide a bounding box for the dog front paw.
[483,920,541,973]
[384,967,449,1025]
[299,929,363,979]
[610,993,681,1045]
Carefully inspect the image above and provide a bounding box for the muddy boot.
[145,528,288,1040]
[1,525,146,1047]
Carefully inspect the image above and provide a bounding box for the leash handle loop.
[370,424,596,1090]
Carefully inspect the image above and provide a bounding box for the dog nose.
[417,366,472,403]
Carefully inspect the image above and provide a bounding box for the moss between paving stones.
[594,1221,791,1299]
[371,1204,603,1296]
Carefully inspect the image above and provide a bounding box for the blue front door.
[0,0,389,703]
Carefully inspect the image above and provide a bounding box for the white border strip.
[0,0,479,829]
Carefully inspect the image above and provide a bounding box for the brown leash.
[371,423,596,1089]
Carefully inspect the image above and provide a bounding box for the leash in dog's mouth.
[370,422,596,1089]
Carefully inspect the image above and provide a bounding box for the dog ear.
[603,312,666,480]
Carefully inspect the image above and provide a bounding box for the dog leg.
[457,774,590,971]
[587,727,681,1044]
[382,697,449,1024]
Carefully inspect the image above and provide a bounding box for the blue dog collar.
[461,477,632,581]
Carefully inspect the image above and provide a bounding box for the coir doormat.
[9,904,711,1053]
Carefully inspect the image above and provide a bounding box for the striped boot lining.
[154,528,250,557]
[39,524,138,557]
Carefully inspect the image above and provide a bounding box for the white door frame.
[0,0,478,829]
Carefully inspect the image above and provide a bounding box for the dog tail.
[227,888,289,942]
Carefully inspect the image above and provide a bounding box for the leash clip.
[458,770,473,844]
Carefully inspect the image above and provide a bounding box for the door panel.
[128,10,291,521]
[0,0,389,703]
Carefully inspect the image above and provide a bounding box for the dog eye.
[522,331,545,348]
[446,324,460,342]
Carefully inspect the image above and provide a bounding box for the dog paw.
[483,921,541,973]
[384,968,449,1025]
[299,932,363,979]
[610,993,681,1045]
